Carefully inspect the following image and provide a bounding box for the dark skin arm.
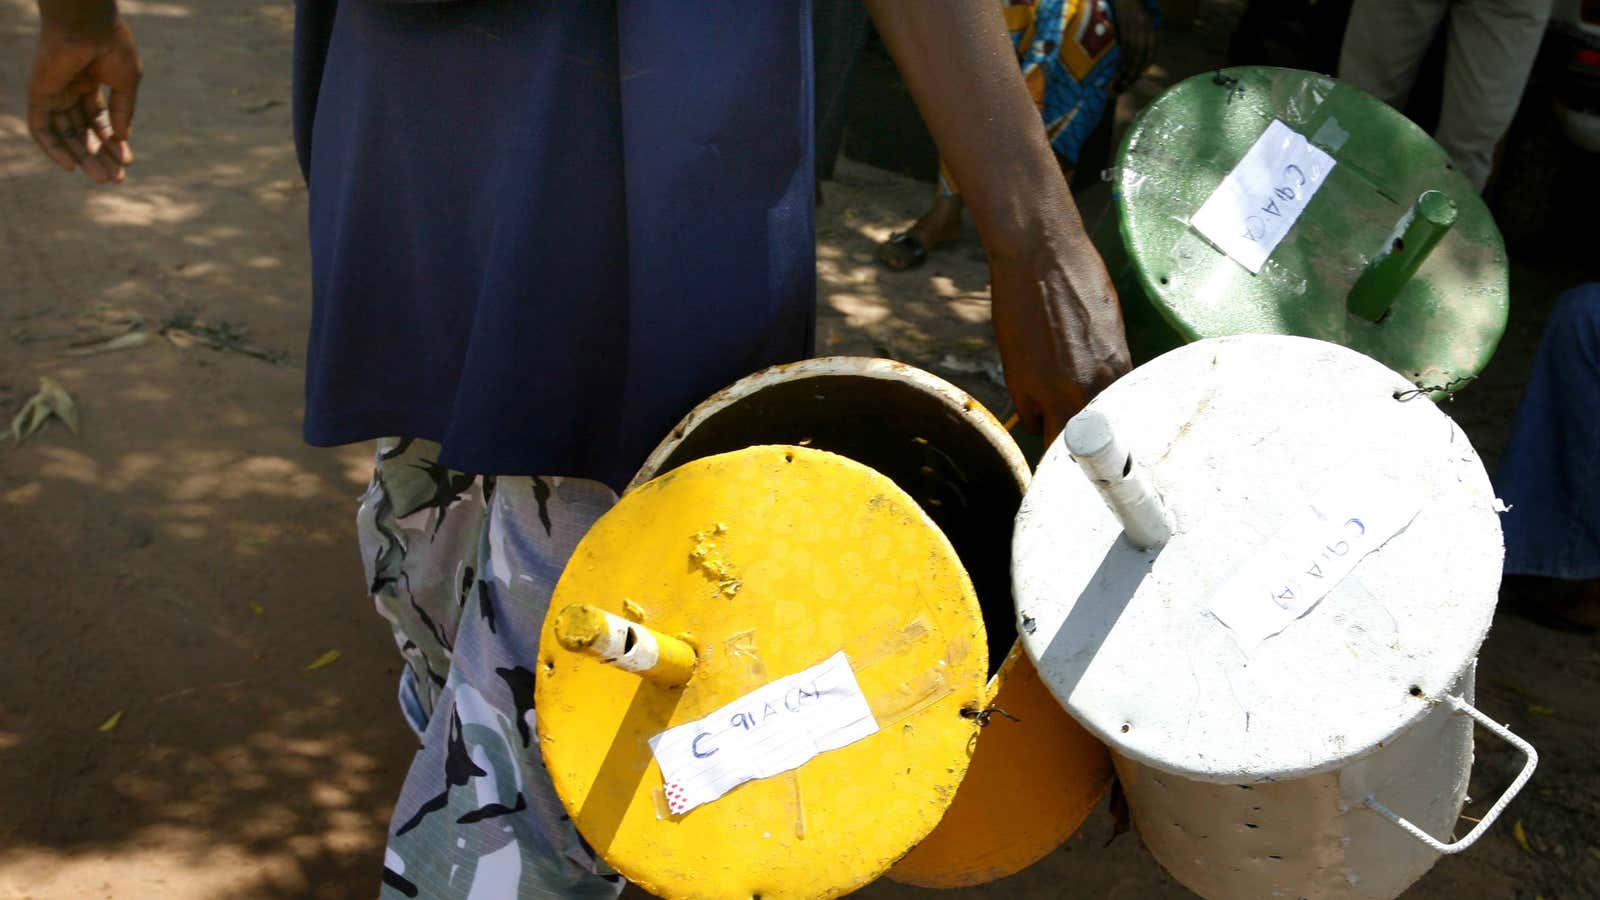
[28,0,142,183]
[867,0,1131,440]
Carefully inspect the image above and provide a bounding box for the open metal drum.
[1013,335,1537,899]
[631,357,1113,888]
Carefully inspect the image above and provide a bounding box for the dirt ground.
[1,2,1596,899]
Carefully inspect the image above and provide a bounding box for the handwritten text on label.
[1208,469,1422,648]
[649,652,878,816]
[1190,119,1336,273]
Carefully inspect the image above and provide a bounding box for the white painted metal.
[1013,335,1536,899]
[1115,667,1476,899]
[1015,335,1503,779]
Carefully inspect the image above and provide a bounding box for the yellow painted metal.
[554,603,699,688]
[887,642,1114,887]
[537,446,988,900]
[630,357,1114,889]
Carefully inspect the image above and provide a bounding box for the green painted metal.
[1347,190,1458,322]
[1099,67,1509,391]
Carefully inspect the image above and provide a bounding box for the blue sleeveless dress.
[293,0,816,491]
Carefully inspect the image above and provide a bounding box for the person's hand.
[1112,0,1156,93]
[989,226,1131,442]
[28,15,141,183]
[861,0,1132,436]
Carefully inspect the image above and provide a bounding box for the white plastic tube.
[1064,408,1172,551]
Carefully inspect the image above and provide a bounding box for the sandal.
[877,231,928,271]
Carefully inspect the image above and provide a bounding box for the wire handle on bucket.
[1363,695,1538,855]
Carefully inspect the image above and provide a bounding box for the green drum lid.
[1109,66,1508,390]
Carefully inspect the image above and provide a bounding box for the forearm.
[37,0,118,36]
[865,0,1089,261]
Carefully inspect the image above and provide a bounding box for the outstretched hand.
[990,225,1131,443]
[28,15,141,183]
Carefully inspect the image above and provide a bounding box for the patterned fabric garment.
[938,0,1140,197]
[358,437,625,899]
[1011,0,1127,163]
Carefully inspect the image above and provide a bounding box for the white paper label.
[649,651,878,816]
[1208,470,1423,648]
[1190,119,1336,273]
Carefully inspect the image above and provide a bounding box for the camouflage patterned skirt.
[357,437,626,898]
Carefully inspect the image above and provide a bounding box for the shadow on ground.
[1,1,1596,899]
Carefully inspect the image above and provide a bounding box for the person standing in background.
[1496,285,1600,632]
[1339,0,1555,192]
[878,0,1160,270]
[26,0,1130,896]
[812,0,873,190]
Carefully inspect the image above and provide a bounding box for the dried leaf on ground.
[13,308,145,347]
[164,329,198,349]
[304,649,341,671]
[1512,819,1534,854]
[65,331,152,357]
[98,710,124,732]
[160,312,287,364]
[936,352,1007,389]
[70,308,146,343]
[8,377,78,443]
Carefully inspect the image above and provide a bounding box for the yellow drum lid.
[631,358,1113,889]
[886,643,1113,888]
[536,446,989,900]
[630,356,1032,675]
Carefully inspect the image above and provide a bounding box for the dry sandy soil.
[0,2,1596,899]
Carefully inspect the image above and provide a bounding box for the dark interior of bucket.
[650,373,1023,676]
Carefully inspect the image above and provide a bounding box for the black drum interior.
[648,373,1024,676]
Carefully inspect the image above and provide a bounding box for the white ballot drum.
[1013,335,1538,899]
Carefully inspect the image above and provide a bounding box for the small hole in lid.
[1120,723,1131,733]
[1409,685,1423,697]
